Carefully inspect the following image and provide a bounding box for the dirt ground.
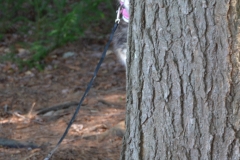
[0,35,126,159]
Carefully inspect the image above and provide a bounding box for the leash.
[44,4,123,160]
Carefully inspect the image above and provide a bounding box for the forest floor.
[0,33,126,159]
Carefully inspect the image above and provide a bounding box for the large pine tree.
[121,0,240,159]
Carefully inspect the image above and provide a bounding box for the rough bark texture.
[121,0,240,159]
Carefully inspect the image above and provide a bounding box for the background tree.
[121,0,240,159]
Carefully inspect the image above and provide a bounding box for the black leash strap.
[44,21,119,160]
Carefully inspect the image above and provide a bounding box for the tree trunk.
[121,0,240,159]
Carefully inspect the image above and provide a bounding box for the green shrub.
[0,0,114,70]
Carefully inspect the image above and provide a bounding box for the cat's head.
[120,0,130,22]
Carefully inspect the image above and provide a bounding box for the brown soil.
[0,37,126,159]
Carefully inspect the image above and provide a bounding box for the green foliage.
[0,0,114,70]
[0,34,3,41]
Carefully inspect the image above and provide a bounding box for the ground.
[0,36,126,159]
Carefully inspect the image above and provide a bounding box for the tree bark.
[121,0,240,159]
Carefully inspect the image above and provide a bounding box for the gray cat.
[112,0,129,67]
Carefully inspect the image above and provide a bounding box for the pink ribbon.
[120,1,129,22]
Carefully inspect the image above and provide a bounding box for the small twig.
[36,101,80,115]
[21,152,39,160]
[28,102,36,117]
[13,112,26,120]
[98,99,111,106]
